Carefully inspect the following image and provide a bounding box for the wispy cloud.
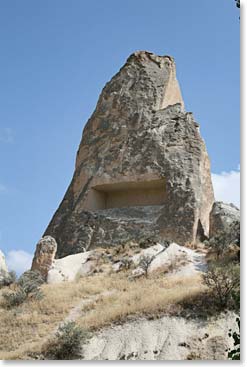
[212,165,240,208]
[0,128,14,143]
[6,250,33,275]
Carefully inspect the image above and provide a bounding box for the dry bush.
[43,321,89,360]
[202,262,240,309]
[120,257,134,270]
[138,255,154,277]
[205,220,240,262]
[2,270,44,309]
[0,271,17,288]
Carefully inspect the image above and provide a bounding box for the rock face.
[31,236,57,279]
[209,201,240,238]
[44,51,214,258]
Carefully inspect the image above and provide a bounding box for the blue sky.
[0,0,240,273]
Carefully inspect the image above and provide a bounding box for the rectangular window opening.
[85,178,166,210]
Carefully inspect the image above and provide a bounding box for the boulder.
[209,202,240,239]
[31,236,57,280]
[43,51,214,258]
[47,251,93,284]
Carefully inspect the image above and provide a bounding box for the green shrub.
[2,288,27,308]
[204,232,227,259]
[205,220,240,260]
[17,270,44,299]
[0,271,16,288]
[2,270,45,308]
[45,322,89,360]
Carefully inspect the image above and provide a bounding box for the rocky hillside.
[0,234,240,360]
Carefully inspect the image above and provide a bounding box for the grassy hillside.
[0,270,204,360]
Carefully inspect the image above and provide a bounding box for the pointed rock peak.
[127,50,174,65]
[116,50,185,111]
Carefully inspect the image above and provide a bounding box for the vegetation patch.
[43,321,89,360]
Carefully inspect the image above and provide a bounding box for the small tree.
[138,255,154,278]
[203,262,240,309]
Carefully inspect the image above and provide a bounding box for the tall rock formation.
[31,236,57,280]
[44,51,214,258]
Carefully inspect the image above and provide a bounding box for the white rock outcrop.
[47,251,93,283]
[82,312,237,360]
[132,242,206,277]
[46,242,206,284]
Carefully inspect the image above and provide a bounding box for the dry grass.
[77,272,205,330]
[0,271,205,360]
[0,280,100,360]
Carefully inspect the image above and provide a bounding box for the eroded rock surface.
[43,51,214,258]
[46,241,206,284]
[209,201,240,239]
[31,236,57,279]
[47,251,93,283]
[82,312,236,360]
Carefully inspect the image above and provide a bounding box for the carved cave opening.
[85,179,166,210]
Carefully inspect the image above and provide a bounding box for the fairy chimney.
[43,51,214,258]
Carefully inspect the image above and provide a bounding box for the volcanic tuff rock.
[209,201,240,238]
[31,236,57,279]
[45,241,205,284]
[44,51,214,258]
[82,312,237,360]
